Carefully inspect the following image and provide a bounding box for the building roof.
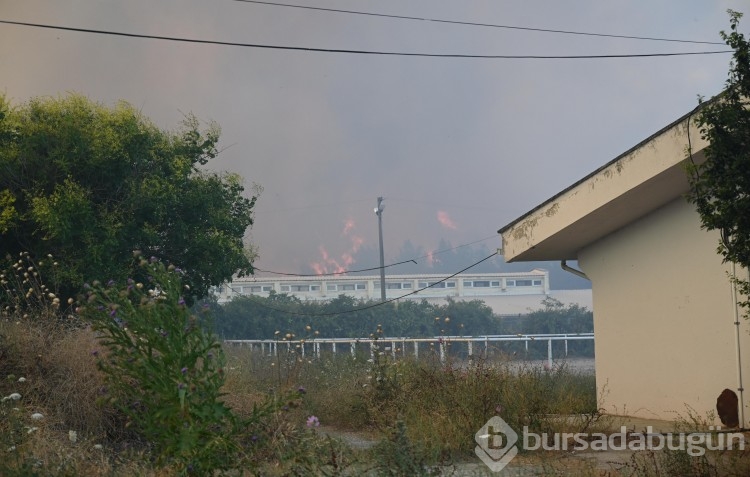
[498,105,710,262]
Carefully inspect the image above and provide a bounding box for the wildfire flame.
[309,218,365,274]
[437,210,457,230]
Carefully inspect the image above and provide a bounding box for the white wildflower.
[93,444,103,450]
[30,412,44,420]
[8,393,21,401]
[68,430,77,443]
[17,377,26,383]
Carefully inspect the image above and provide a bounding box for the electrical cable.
[234,0,726,46]
[0,19,731,59]
[254,259,417,276]
[253,234,499,276]
[232,251,498,316]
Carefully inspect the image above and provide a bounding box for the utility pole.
[375,197,386,302]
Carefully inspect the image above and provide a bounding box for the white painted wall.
[578,198,750,423]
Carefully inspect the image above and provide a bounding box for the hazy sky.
[1,1,747,275]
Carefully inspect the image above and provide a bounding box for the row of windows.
[230,278,543,294]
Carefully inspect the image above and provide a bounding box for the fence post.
[332,342,337,354]
[468,340,473,357]
[414,341,419,359]
[351,341,356,357]
[484,336,489,358]
[547,339,552,369]
[565,335,569,357]
[440,340,446,363]
[391,341,396,359]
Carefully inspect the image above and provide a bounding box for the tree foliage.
[687,11,750,268]
[213,293,591,344]
[0,94,257,300]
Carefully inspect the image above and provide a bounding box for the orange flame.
[437,210,457,230]
[309,218,365,274]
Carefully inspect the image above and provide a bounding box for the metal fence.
[225,333,594,368]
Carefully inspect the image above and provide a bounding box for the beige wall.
[578,197,750,423]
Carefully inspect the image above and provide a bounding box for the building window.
[327,284,337,291]
[310,285,320,291]
[464,281,472,287]
[473,280,490,287]
[419,281,446,288]
[280,285,291,292]
[515,280,533,287]
[446,281,455,288]
[491,281,500,287]
[533,280,542,286]
[356,283,366,290]
[291,285,309,292]
[402,282,413,289]
[387,283,402,289]
[341,284,355,291]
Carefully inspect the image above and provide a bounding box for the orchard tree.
[687,11,750,312]
[0,94,257,300]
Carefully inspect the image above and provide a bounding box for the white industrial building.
[214,270,592,315]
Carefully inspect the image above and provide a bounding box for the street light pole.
[375,197,386,302]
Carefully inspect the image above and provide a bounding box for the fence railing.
[224,333,594,368]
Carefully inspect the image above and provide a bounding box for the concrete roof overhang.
[498,108,710,262]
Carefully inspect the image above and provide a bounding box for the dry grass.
[4,317,750,476]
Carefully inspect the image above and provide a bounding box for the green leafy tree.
[0,94,257,300]
[687,11,750,313]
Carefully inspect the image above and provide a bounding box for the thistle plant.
[0,252,67,321]
[80,254,239,474]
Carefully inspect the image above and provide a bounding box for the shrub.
[81,255,241,474]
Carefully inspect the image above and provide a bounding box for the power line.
[236,251,498,317]
[253,233,500,277]
[0,19,731,59]
[254,259,417,276]
[233,0,726,46]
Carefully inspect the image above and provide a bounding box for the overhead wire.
[253,233,500,276]
[235,251,498,317]
[234,0,726,46]
[254,259,418,276]
[0,19,731,59]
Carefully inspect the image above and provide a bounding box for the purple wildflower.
[107,279,115,287]
[298,386,306,395]
[306,416,320,428]
[91,350,99,357]
[178,297,186,306]
[181,367,188,374]
[178,383,186,390]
